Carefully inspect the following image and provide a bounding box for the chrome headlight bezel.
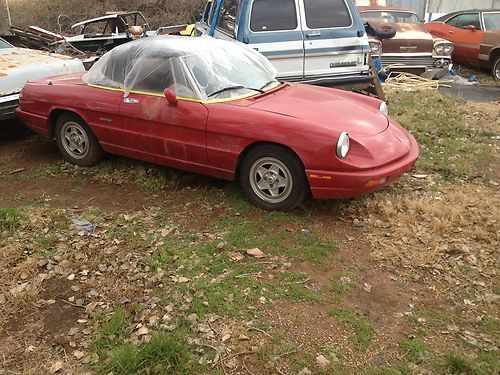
[336,132,350,159]
[433,42,454,56]
[369,40,382,56]
[379,101,388,115]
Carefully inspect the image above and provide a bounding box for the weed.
[434,352,500,375]
[330,307,374,350]
[91,308,130,356]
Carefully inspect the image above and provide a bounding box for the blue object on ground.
[450,68,458,76]
[373,57,385,83]
[468,75,478,82]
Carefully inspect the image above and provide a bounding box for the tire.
[240,145,308,211]
[55,113,103,167]
[492,56,500,81]
[367,23,397,39]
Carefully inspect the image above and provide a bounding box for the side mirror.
[164,88,178,106]
[466,24,476,31]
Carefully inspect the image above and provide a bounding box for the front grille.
[381,55,435,68]
[0,98,19,119]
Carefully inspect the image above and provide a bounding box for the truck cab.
[194,0,373,88]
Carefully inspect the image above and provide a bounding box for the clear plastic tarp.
[83,36,278,100]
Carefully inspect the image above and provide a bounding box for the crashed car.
[358,5,454,75]
[0,37,84,120]
[425,10,500,80]
[17,36,419,211]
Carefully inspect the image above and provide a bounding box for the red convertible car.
[17,36,419,211]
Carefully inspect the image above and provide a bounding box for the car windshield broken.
[83,36,277,101]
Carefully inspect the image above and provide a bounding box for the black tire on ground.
[492,56,500,81]
[239,145,308,211]
[55,113,103,167]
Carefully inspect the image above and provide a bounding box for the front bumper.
[0,93,20,120]
[307,134,419,199]
[375,54,452,74]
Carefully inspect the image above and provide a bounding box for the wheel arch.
[48,108,88,139]
[490,47,500,64]
[234,141,307,182]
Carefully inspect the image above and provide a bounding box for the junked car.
[357,5,454,75]
[425,10,500,80]
[17,36,419,211]
[0,37,84,121]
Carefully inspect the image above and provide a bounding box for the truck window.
[250,0,298,32]
[219,0,240,35]
[304,0,352,29]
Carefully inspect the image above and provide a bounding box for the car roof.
[433,10,500,22]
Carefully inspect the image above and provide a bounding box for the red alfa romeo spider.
[17,36,419,211]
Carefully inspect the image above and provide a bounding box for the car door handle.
[306,31,321,38]
[123,98,139,104]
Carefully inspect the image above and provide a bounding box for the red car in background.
[16,36,419,211]
[425,10,500,79]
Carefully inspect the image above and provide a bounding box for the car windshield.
[0,38,13,49]
[361,11,419,23]
[83,36,277,101]
[483,12,500,31]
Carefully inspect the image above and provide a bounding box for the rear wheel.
[240,145,308,211]
[493,56,500,81]
[55,113,103,167]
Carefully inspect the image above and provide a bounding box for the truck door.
[245,0,305,81]
[299,0,370,81]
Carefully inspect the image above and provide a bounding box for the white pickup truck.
[0,37,84,120]
[194,0,373,88]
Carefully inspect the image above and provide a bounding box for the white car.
[0,37,84,120]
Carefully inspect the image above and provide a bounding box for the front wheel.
[492,56,500,81]
[240,145,308,211]
[55,113,103,167]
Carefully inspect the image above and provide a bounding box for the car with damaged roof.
[0,37,84,121]
[357,5,454,75]
[16,36,419,211]
[425,10,500,80]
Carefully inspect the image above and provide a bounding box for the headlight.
[336,132,350,159]
[434,42,454,56]
[369,40,382,56]
[379,101,388,115]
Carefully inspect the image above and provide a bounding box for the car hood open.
[244,84,389,137]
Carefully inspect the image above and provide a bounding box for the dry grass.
[0,0,205,34]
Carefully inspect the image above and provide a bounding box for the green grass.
[91,308,130,357]
[0,208,21,235]
[400,338,427,362]
[434,352,500,375]
[100,332,193,374]
[330,307,374,350]
[388,92,496,181]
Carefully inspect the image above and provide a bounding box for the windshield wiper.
[260,79,279,90]
[207,85,264,98]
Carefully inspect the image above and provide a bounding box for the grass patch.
[330,307,374,350]
[0,208,21,235]
[434,352,500,375]
[400,338,427,362]
[388,91,496,181]
[100,332,193,374]
[91,307,130,357]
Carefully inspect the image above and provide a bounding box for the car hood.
[0,48,84,96]
[244,84,389,138]
[377,22,434,53]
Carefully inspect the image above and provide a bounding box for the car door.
[300,0,369,80]
[443,13,484,66]
[119,93,209,167]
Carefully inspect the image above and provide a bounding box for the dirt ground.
[0,91,499,375]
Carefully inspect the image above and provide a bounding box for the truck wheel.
[55,113,103,167]
[493,56,500,80]
[240,145,308,211]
